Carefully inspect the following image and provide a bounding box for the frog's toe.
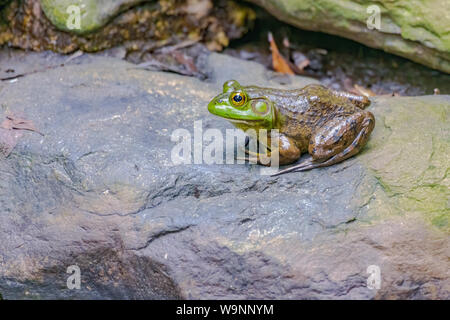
[271,158,319,176]
[236,156,258,164]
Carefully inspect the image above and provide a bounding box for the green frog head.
[207,80,275,130]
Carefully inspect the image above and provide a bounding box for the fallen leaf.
[268,32,294,75]
[353,84,376,97]
[2,115,42,135]
[0,128,22,158]
[171,50,199,75]
[129,43,208,79]
[0,114,43,158]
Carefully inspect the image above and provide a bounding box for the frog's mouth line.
[208,114,266,124]
[227,118,265,124]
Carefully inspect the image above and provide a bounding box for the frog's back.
[245,84,360,115]
[246,84,364,151]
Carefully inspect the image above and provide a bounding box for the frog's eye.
[230,92,247,107]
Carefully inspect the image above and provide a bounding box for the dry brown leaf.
[1,115,42,134]
[353,84,376,97]
[0,128,22,158]
[0,114,43,158]
[343,79,376,97]
[268,32,294,75]
[171,51,198,75]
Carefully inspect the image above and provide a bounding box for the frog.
[207,80,375,175]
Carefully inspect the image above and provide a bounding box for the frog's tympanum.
[208,80,375,175]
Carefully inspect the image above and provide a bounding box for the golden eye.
[230,92,246,107]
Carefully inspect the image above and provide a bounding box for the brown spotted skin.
[243,84,375,173]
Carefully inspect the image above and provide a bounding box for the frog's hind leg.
[272,111,375,176]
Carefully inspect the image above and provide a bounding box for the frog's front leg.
[239,132,300,166]
[273,111,375,175]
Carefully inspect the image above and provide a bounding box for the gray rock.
[0,52,448,299]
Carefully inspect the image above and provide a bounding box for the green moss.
[432,214,449,228]
[360,96,450,233]
[279,0,449,51]
[40,0,141,34]
[253,0,450,72]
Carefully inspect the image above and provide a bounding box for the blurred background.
[1,0,449,95]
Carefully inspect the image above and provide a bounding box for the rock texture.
[0,51,449,299]
[0,0,254,53]
[40,0,143,34]
[247,0,450,73]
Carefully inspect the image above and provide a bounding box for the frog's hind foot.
[271,152,353,176]
[270,158,323,176]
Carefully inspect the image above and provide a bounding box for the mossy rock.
[0,0,254,53]
[248,0,450,73]
[361,95,450,233]
[40,0,143,34]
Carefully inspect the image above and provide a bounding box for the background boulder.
[247,0,450,73]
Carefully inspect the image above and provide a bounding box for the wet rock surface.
[0,52,448,299]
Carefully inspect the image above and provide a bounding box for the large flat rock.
[0,52,448,299]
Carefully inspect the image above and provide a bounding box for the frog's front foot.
[273,111,375,176]
[238,132,301,167]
